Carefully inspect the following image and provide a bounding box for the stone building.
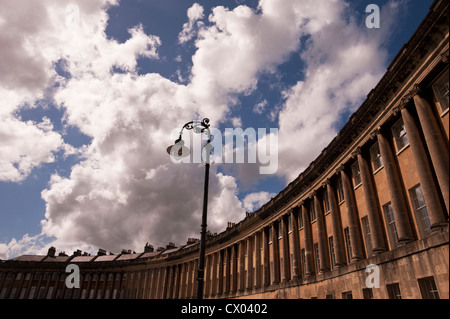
[0,0,448,300]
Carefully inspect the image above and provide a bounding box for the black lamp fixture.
[166,118,212,299]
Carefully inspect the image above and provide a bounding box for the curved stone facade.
[1,0,449,300]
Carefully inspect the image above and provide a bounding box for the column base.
[373,247,387,254]
[351,257,363,263]
[398,237,415,245]
[319,268,331,274]
[431,222,449,232]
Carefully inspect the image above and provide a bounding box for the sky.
[0,0,434,259]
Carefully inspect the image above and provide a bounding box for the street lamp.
[166,118,212,300]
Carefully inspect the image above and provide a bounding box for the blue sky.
[0,0,434,258]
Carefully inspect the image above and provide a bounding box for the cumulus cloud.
[0,0,403,259]
[276,0,401,182]
[0,117,64,182]
[243,191,276,212]
[178,3,205,44]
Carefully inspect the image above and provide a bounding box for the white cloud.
[178,3,205,44]
[0,117,64,182]
[231,117,242,127]
[242,191,276,212]
[253,99,268,115]
[276,0,401,182]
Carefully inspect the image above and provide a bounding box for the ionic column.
[271,222,281,284]
[281,214,291,281]
[173,265,180,299]
[224,247,231,295]
[263,227,271,286]
[412,88,449,213]
[314,192,331,272]
[210,252,218,297]
[376,128,415,244]
[192,260,198,298]
[302,202,315,276]
[161,267,168,299]
[254,231,262,288]
[356,147,388,254]
[290,207,302,279]
[400,101,448,229]
[217,250,224,296]
[231,244,238,293]
[204,255,211,297]
[326,179,347,267]
[166,267,173,299]
[340,166,365,261]
[178,264,186,299]
[186,262,193,299]
[246,236,253,290]
[238,241,245,292]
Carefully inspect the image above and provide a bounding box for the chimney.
[58,251,68,257]
[47,246,56,257]
[144,243,154,253]
[97,249,107,256]
[166,242,176,250]
[227,222,236,229]
[156,247,165,252]
[73,249,82,257]
[186,238,199,245]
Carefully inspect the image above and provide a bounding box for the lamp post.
[166,118,212,299]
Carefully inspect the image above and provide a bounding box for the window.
[46,287,54,299]
[270,261,274,282]
[342,291,353,299]
[383,202,399,249]
[338,177,345,203]
[363,288,374,299]
[352,161,362,187]
[370,142,383,171]
[278,222,282,239]
[409,185,431,237]
[418,276,440,299]
[362,216,373,257]
[28,287,36,299]
[326,294,334,299]
[392,119,409,152]
[329,236,336,269]
[314,243,320,273]
[268,227,273,244]
[301,249,306,276]
[299,209,304,229]
[310,200,316,222]
[288,214,292,232]
[432,70,449,113]
[386,283,402,299]
[344,227,352,262]
[323,190,330,213]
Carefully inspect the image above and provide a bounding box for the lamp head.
[167,138,190,159]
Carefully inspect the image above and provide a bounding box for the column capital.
[336,164,345,175]
[370,127,382,140]
[351,147,362,159]
[399,84,422,111]
[441,49,449,64]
